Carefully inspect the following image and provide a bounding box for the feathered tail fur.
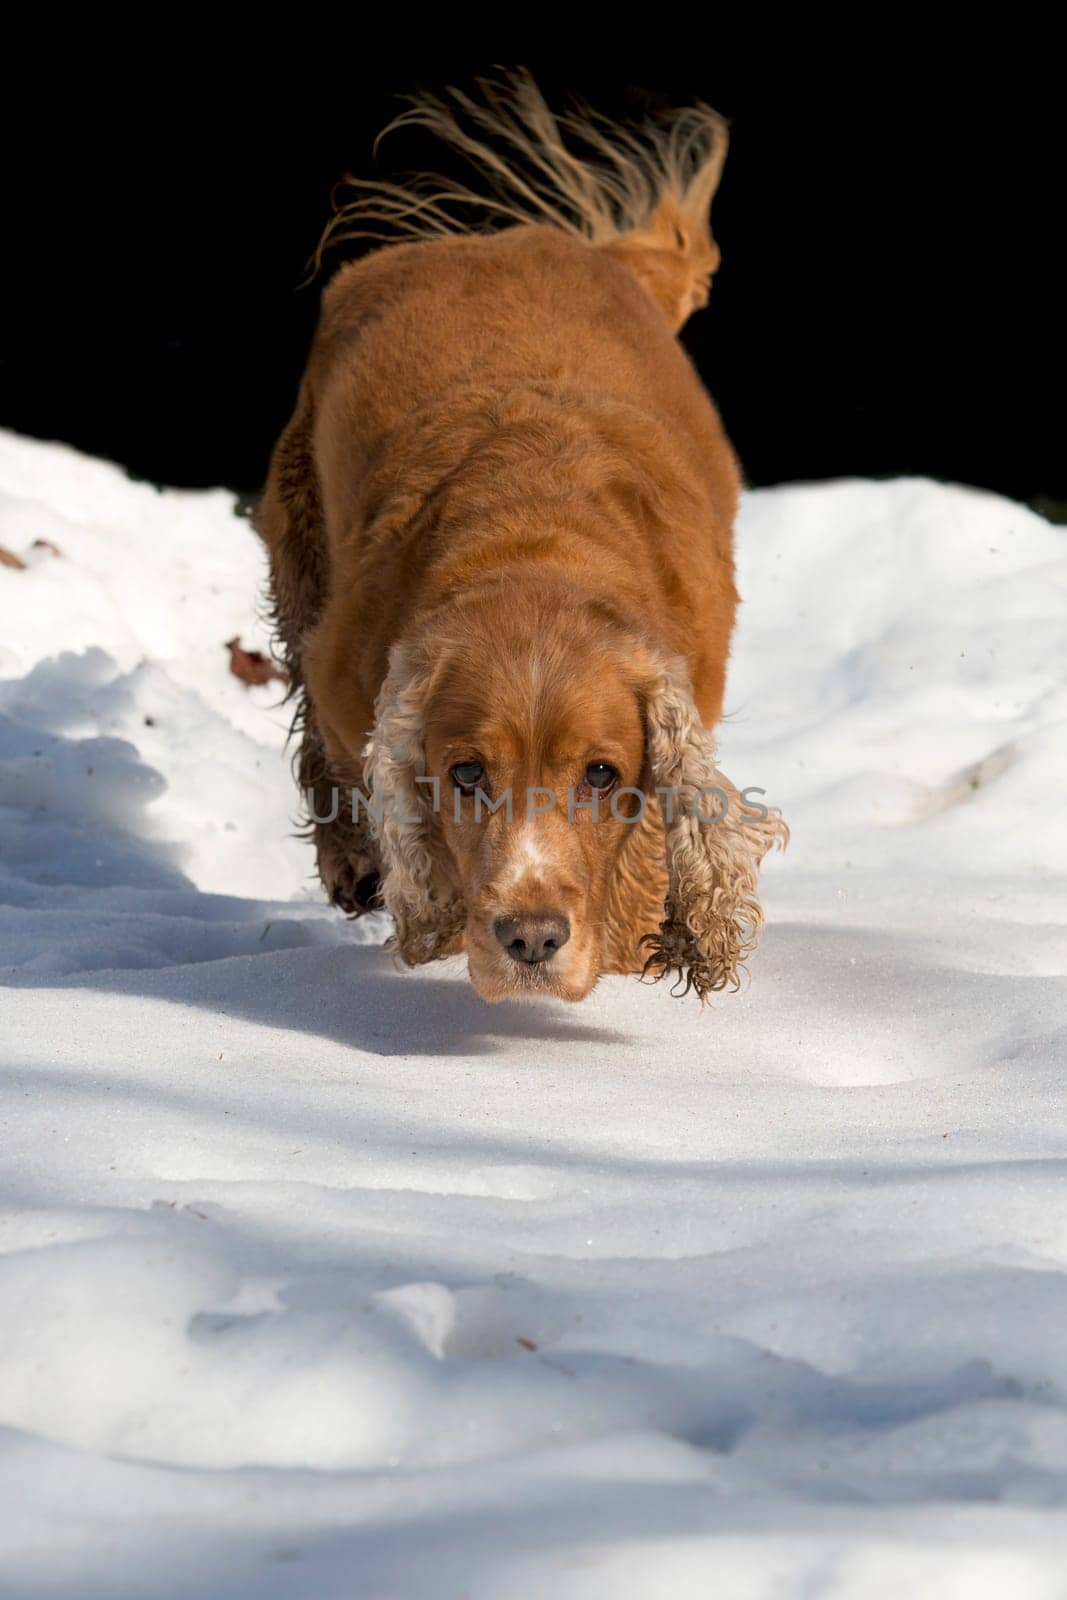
[314,71,730,330]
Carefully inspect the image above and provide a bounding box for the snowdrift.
[2,429,1066,1597]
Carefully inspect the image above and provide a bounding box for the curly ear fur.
[640,656,787,999]
[362,643,465,964]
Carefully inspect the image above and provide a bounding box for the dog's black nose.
[494,913,571,964]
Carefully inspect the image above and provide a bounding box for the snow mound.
[1,429,1066,1597]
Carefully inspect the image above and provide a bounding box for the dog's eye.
[585,762,618,790]
[451,761,486,792]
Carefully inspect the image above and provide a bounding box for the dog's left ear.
[639,652,787,999]
[363,640,465,964]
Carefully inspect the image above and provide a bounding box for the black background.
[2,31,1062,505]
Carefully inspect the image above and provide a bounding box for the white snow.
[1,429,1066,1598]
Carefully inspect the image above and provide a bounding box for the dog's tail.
[314,72,729,331]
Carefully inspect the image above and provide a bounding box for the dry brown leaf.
[0,546,27,570]
[31,538,62,557]
[225,636,288,688]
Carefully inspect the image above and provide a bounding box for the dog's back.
[308,219,739,546]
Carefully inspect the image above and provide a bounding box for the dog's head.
[362,586,785,1002]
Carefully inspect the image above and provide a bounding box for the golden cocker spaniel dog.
[255,75,786,1003]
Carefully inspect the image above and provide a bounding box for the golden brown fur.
[255,75,786,1003]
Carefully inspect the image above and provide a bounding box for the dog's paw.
[329,861,383,916]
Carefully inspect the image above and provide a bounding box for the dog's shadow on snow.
[100,943,632,1058]
[316,951,634,1057]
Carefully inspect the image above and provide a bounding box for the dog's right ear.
[362,639,466,964]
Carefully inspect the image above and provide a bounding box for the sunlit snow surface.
[2,430,1066,1598]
